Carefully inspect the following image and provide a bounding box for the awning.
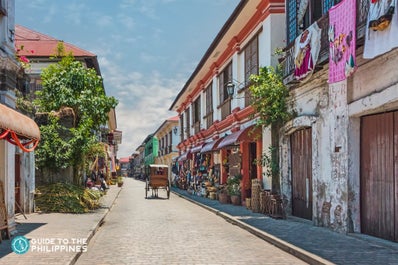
[190,144,204,153]
[217,125,261,149]
[0,103,40,152]
[201,138,223,153]
[177,151,191,162]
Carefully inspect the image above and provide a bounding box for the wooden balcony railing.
[281,0,369,84]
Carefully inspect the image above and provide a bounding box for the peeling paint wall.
[20,151,35,214]
[281,47,398,236]
[347,48,398,234]
[281,69,351,233]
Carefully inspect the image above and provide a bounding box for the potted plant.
[227,175,242,206]
[218,185,229,204]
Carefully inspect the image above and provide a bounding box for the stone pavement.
[172,188,398,265]
[0,184,122,265]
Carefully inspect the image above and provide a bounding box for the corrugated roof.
[15,25,95,57]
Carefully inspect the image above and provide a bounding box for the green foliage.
[86,142,107,161]
[35,182,103,213]
[249,66,292,127]
[34,55,118,178]
[35,55,118,129]
[15,90,36,116]
[35,114,73,171]
[249,66,293,192]
[226,175,242,196]
[259,146,279,179]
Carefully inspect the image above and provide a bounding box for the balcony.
[281,0,369,85]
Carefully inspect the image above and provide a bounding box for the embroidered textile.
[364,0,398,58]
[328,0,357,83]
[294,23,322,81]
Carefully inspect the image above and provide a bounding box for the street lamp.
[226,79,246,98]
[173,126,178,135]
[226,81,235,97]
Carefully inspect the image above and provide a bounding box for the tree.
[35,55,118,184]
[249,66,293,192]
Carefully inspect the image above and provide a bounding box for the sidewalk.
[172,188,398,265]
[0,185,122,265]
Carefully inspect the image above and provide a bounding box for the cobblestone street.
[75,178,306,265]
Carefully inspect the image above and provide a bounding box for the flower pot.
[218,193,229,204]
[230,195,241,206]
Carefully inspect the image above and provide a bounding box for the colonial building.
[280,0,398,242]
[153,116,179,172]
[170,0,285,203]
[0,0,40,234]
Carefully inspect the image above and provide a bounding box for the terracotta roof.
[119,157,130,163]
[15,25,95,57]
[167,116,179,121]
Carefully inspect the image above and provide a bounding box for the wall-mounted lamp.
[226,79,246,97]
[173,126,178,135]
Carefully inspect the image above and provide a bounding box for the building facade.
[153,116,179,179]
[0,0,41,234]
[170,0,285,203]
[279,0,398,242]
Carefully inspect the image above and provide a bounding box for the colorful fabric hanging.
[328,0,357,83]
[364,0,398,58]
[294,22,322,81]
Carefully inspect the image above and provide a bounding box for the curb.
[69,186,123,265]
[173,190,334,265]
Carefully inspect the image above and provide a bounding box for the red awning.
[177,151,191,162]
[0,103,40,152]
[201,138,223,153]
[190,144,204,153]
[217,125,261,149]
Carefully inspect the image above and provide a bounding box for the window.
[192,96,201,134]
[185,108,190,138]
[205,83,213,128]
[218,62,232,104]
[244,35,258,85]
[205,83,213,116]
[287,0,341,44]
[179,115,184,141]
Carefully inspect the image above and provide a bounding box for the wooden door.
[14,154,21,213]
[291,128,313,220]
[361,111,397,242]
[249,142,257,180]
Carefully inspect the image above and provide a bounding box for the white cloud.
[98,56,181,157]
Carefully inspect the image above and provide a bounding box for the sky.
[15,0,240,158]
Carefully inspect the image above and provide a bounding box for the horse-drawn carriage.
[145,164,170,199]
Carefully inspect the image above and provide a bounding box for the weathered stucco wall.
[281,69,351,233]
[347,48,398,233]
